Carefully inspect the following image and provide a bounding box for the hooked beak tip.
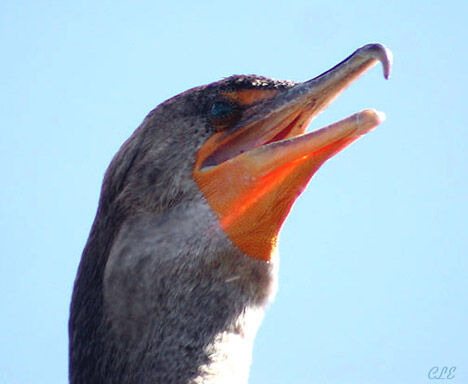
[357,43,393,79]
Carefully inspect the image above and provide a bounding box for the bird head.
[105,44,391,263]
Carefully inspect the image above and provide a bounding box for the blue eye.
[210,102,234,119]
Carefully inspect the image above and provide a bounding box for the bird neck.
[70,201,278,384]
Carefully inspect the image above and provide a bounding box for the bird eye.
[210,102,235,120]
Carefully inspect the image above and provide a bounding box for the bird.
[69,43,392,384]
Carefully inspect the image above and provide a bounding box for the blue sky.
[1,1,467,383]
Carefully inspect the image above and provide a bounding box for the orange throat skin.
[194,44,392,261]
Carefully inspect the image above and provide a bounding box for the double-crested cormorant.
[69,43,392,384]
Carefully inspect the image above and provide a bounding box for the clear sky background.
[1,1,467,383]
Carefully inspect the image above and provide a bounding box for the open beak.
[194,43,392,261]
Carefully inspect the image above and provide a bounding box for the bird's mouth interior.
[264,114,303,144]
[200,108,309,170]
